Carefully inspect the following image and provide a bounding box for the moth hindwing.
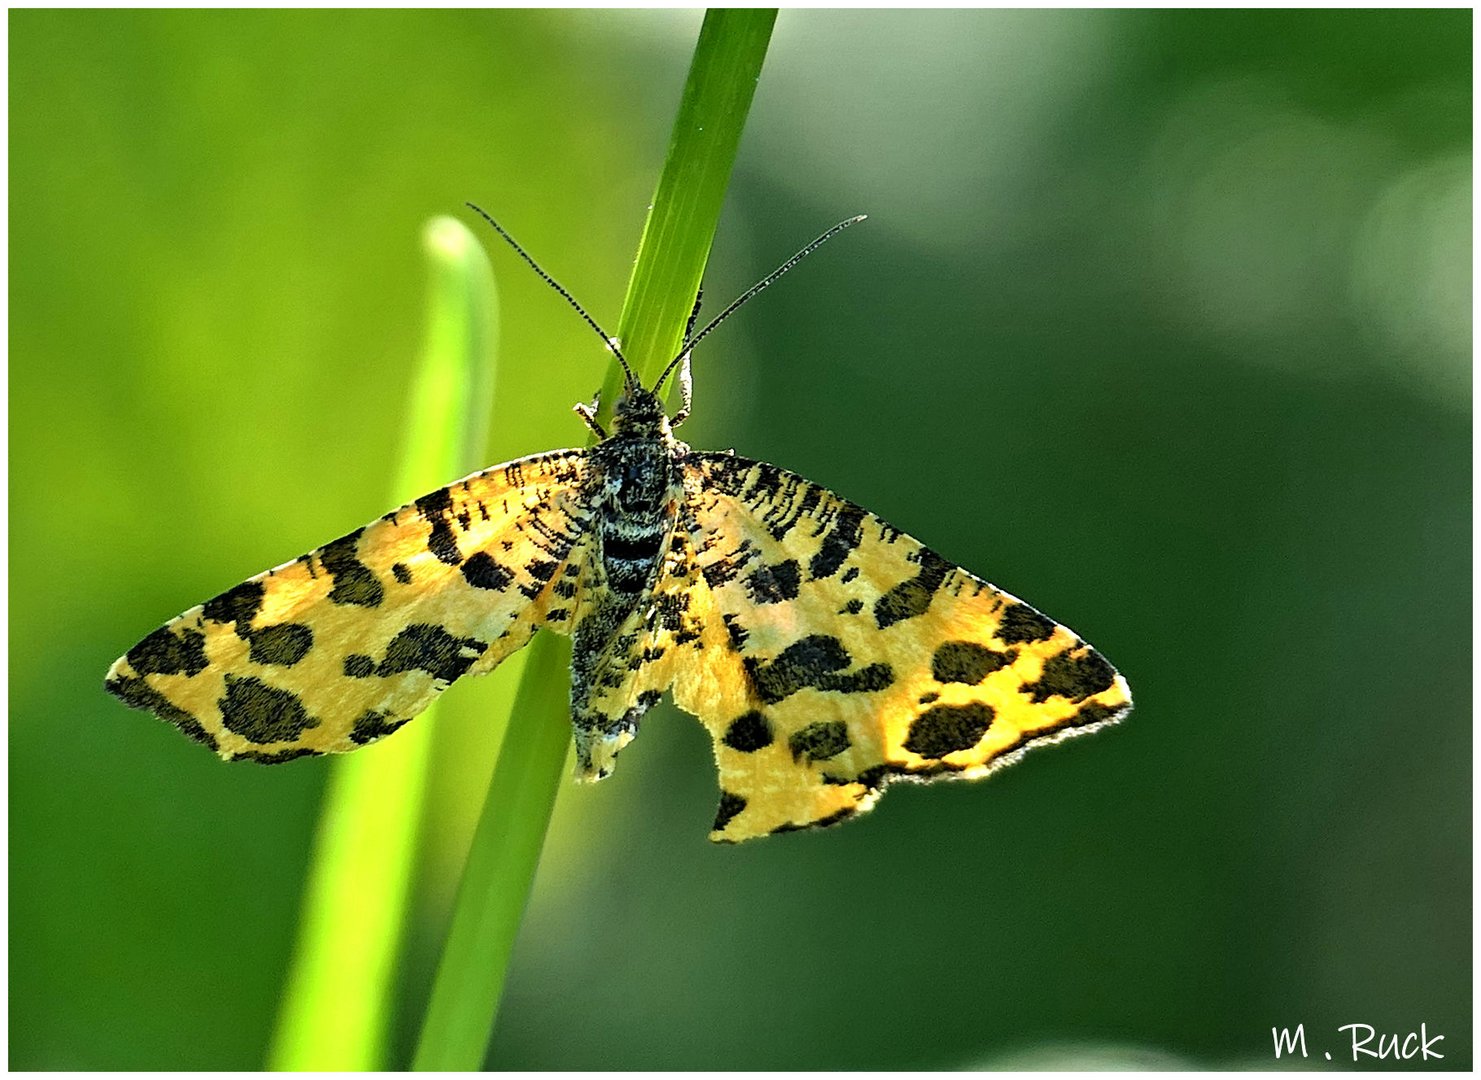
[107,381,1130,842]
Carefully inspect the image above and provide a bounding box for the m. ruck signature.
[1272,1023,1445,1063]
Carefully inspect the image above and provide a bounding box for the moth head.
[611,385,670,437]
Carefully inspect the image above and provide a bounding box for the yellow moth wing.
[673,454,1131,842]
[105,450,591,762]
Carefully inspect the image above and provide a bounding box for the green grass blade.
[598,7,780,416]
[268,217,497,1071]
[408,630,572,1071]
[411,8,778,1070]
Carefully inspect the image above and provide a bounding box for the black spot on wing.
[350,709,408,745]
[722,613,749,652]
[698,454,746,494]
[202,580,265,632]
[840,598,863,615]
[986,696,1130,764]
[319,529,385,607]
[854,764,888,791]
[236,747,321,764]
[525,558,559,585]
[343,654,375,678]
[788,720,851,763]
[742,558,800,604]
[126,625,209,677]
[200,582,314,667]
[932,641,1017,685]
[1020,647,1117,703]
[518,554,564,599]
[713,790,747,832]
[627,643,666,670]
[105,674,218,752]
[743,634,894,704]
[219,674,319,744]
[874,548,950,628]
[654,592,690,632]
[770,806,857,835]
[416,488,462,565]
[391,562,413,584]
[1067,699,1127,728]
[619,690,663,732]
[996,602,1057,644]
[702,559,735,588]
[809,504,865,580]
[904,702,995,759]
[248,623,314,666]
[722,710,774,752]
[893,760,965,780]
[461,552,515,591]
[762,482,821,540]
[740,462,785,504]
[702,539,755,588]
[817,806,858,828]
[377,624,487,683]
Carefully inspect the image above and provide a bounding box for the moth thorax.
[607,440,673,515]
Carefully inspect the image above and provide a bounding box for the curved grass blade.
[269,217,497,1070]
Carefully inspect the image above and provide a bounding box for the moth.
[106,206,1132,842]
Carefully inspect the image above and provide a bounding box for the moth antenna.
[684,287,704,340]
[466,202,637,388]
[654,215,866,391]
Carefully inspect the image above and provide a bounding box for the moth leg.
[574,389,607,438]
[667,288,700,428]
[669,351,694,428]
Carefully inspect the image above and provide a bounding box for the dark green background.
[10,9,1470,1070]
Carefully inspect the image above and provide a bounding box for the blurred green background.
[10,9,1470,1070]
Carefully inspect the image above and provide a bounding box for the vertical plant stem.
[597,7,781,419]
[411,8,778,1071]
[269,217,497,1071]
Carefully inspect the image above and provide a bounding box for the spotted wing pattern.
[105,450,592,762]
[673,453,1132,843]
